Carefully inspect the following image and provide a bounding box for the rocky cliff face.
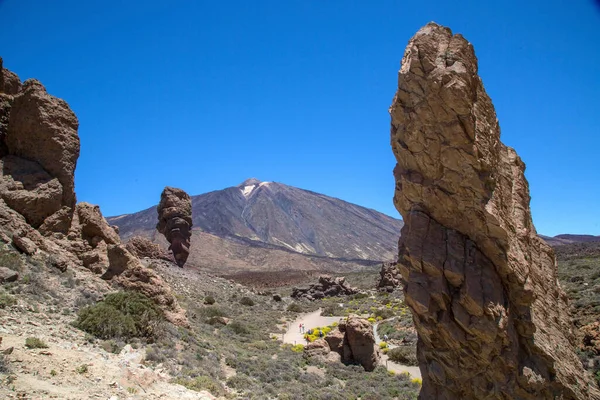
[0,57,185,325]
[156,187,193,267]
[390,24,599,399]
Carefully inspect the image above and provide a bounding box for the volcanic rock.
[344,317,380,372]
[376,261,401,292]
[0,59,186,326]
[308,317,380,371]
[390,23,599,399]
[125,236,170,260]
[6,79,79,212]
[291,275,359,301]
[156,187,192,267]
[0,266,18,284]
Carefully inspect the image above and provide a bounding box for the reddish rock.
[125,236,170,260]
[376,261,401,292]
[292,275,359,300]
[6,79,79,211]
[344,317,380,372]
[0,266,18,283]
[156,187,192,267]
[390,22,599,399]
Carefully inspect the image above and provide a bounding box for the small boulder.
[0,266,18,283]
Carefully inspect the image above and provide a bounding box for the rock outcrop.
[376,261,401,292]
[291,275,359,301]
[0,58,185,326]
[125,236,170,260]
[305,316,380,371]
[156,187,192,267]
[390,23,599,399]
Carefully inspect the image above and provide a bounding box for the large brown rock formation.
[291,275,359,301]
[390,23,599,399]
[156,187,192,267]
[0,58,185,325]
[305,316,380,371]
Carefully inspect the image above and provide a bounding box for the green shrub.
[387,346,418,366]
[200,306,228,319]
[373,308,394,320]
[76,364,88,374]
[173,376,225,395]
[25,337,48,349]
[0,292,16,309]
[74,291,163,340]
[204,295,216,305]
[287,303,303,313]
[227,321,250,335]
[240,296,255,306]
[0,354,8,373]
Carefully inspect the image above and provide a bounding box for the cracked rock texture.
[0,58,185,325]
[157,187,193,267]
[390,23,600,399]
[377,261,402,292]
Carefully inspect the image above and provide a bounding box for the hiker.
[299,323,302,333]
[383,334,389,341]
[301,323,305,333]
[318,330,324,338]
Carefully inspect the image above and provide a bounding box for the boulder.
[390,22,599,399]
[125,236,170,260]
[0,266,18,283]
[6,79,79,210]
[292,275,359,301]
[156,187,192,267]
[376,261,401,292]
[344,317,379,372]
[12,233,37,255]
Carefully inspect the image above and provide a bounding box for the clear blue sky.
[1,0,599,236]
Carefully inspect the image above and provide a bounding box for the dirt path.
[284,310,421,379]
[373,322,421,379]
[283,309,342,345]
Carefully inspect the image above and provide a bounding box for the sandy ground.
[0,308,217,400]
[284,309,421,379]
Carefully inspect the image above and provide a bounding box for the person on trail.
[318,330,324,338]
[383,334,389,342]
[299,323,302,333]
[301,323,305,333]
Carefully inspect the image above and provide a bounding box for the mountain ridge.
[107,179,404,271]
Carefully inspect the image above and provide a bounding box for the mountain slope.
[107,179,403,264]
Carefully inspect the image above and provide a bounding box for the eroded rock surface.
[376,261,401,292]
[291,275,359,301]
[0,58,185,325]
[390,23,599,399]
[156,187,192,267]
[305,316,380,371]
[126,236,170,260]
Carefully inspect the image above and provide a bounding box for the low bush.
[25,337,48,349]
[287,303,303,313]
[73,291,163,340]
[0,292,16,309]
[0,354,8,373]
[204,295,216,305]
[240,297,255,306]
[387,346,418,366]
[199,306,228,319]
[173,375,225,396]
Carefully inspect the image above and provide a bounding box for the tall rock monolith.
[390,23,599,399]
[156,187,192,267]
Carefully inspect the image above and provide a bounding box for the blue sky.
[1,0,599,236]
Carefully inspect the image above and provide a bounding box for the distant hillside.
[540,234,600,247]
[107,179,403,272]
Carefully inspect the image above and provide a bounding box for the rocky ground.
[0,244,421,399]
